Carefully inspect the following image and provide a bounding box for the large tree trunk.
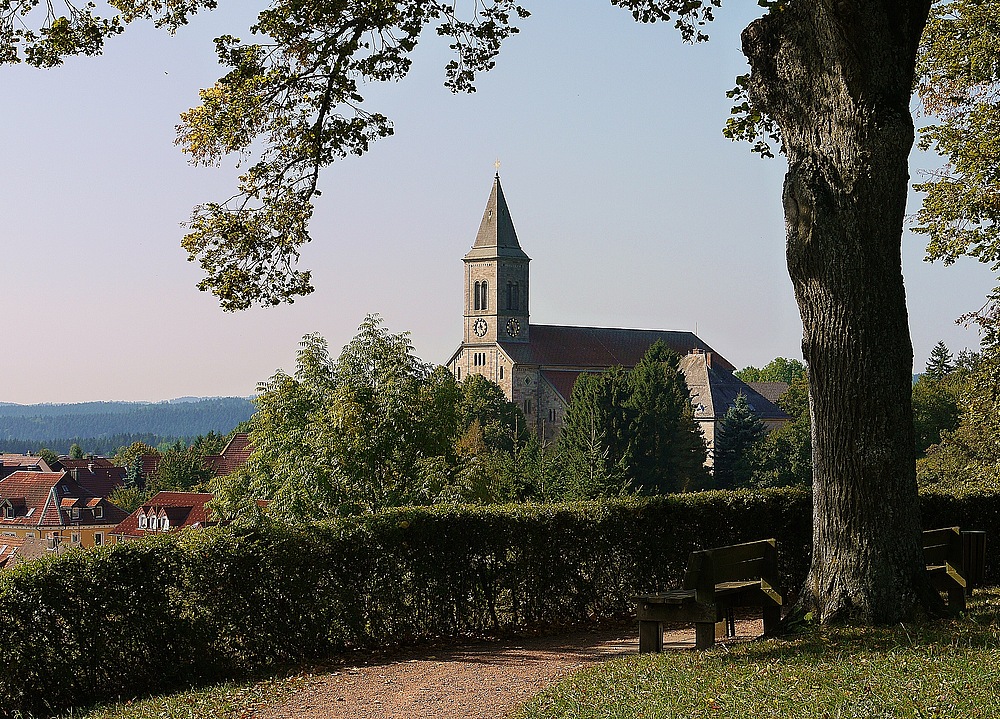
[741,0,938,622]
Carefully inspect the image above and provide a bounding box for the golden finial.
[494,158,501,176]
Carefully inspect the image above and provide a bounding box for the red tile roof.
[68,466,126,498]
[0,454,53,476]
[0,471,127,529]
[112,492,216,539]
[0,536,23,568]
[500,325,736,372]
[201,433,252,477]
[57,458,115,469]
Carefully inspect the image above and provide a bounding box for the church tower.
[463,174,530,346]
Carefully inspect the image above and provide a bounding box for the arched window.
[474,281,481,311]
[499,366,504,380]
[479,281,488,311]
[457,367,461,380]
[512,283,520,310]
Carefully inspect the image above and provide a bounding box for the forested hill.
[0,398,255,449]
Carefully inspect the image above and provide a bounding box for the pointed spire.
[465,174,529,260]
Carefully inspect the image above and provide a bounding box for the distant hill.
[0,397,256,455]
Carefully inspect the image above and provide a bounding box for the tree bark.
[741,0,939,622]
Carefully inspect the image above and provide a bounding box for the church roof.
[464,175,529,261]
[499,324,736,372]
[680,353,789,422]
[746,381,790,405]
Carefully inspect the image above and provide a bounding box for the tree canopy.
[734,357,807,385]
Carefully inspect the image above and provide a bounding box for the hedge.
[0,486,995,717]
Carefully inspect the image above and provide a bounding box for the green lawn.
[517,590,1000,719]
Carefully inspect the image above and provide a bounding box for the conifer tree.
[626,343,709,493]
[713,393,768,490]
[925,341,955,380]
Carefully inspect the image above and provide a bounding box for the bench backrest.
[923,526,964,572]
[682,539,779,597]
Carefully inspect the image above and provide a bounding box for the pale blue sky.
[1,3,992,404]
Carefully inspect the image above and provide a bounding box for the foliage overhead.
[913,0,1000,331]
[1,0,738,310]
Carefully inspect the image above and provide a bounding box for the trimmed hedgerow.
[0,486,995,716]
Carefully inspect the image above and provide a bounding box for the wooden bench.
[635,538,784,652]
[923,527,967,612]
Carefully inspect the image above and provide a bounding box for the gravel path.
[256,619,763,719]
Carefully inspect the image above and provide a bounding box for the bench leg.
[762,605,781,636]
[639,620,663,653]
[695,622,715,650]
[948,586,967,614]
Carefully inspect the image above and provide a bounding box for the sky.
[1,3,994,405]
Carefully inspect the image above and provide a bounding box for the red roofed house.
[133,433,252,489]
[110,492,216,542]
[201,433,252,477]
[0,471,128,549]
[63,463,127,498]
[447,176,789,451]
[0,454,54,479]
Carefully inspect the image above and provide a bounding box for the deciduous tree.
[734,357,806,385]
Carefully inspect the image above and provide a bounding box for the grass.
[49,674,316,719]
[517,590,1000,719]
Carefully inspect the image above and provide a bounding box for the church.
[446,175,788,451]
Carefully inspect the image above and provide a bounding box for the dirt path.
[256,619,762,719]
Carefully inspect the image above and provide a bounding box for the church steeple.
[462,174,530,346]
[465,175,529,261]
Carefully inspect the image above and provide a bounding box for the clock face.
[506,318,521,337]
[474,318,488,337]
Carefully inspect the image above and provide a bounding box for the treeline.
[0,398,254,445]
[0,434,202,457]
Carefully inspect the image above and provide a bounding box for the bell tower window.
[474,281,481,311]
[479,281,488,311]
[506,282,519,311]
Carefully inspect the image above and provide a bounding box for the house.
[110,491,216,541]
[201,433,252,477]
[0,453,54,479]
[0,471,128,549]
[446,175,789,448]
[62,462,127,498]
[133,433,252,486]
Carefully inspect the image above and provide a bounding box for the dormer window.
[71,508,80,520]
[94,506,103,520]
[160,516,169,531]
[3,505,12,520]
[138,513,147,529]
